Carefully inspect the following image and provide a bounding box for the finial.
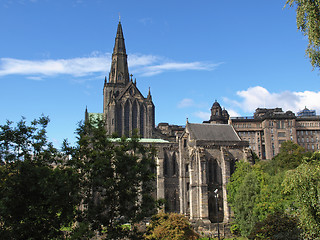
[134,78,136,85]
[104,76,107,85]
[119,13,121,22]
[186,118,189,124]
[130,74,133,81]
[148,87,151,95]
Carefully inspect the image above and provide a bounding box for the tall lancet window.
[124,100,130,136]
[132,100,138,131]
[140,104,145,137]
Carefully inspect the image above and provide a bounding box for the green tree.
[285,0,320,69]
[0,117,81,240]
[145,212,199,240]
[228,161,292,237]
[282,152,320,239]
[248,211,301,240]
[69,119,157,239]
[268,141,307,173]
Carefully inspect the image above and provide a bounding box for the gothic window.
[172,153,177,176]
[140,104,145,137]
[124,100,130,136]
[116,104,122,137]
[118,73,123,82]
[132,100,138,131]
[163,152,168,176]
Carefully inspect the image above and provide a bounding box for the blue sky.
[1,0,320,147]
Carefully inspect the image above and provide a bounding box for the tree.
[145,212,199,240]
[248,211,301,240]
[285,0,320,69]
[282,152,320,239]
[269,141,307,173]
[227,161,292,237]
[0,116,81,240]
[69,119,157,239]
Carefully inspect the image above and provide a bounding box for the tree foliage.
[282,152,320,239]
[248,211,301,240]
[228,141,320,239]
[0,116,81,240]
[145,212,199,240]
[285,0,320,69]
[69,119,158,239]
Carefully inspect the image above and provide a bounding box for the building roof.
[187,123,241,141]
[108,138,169,143]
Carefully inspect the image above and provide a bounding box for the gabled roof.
[187,123,241,141]
[116,81,148,102]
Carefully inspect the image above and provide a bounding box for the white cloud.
[225,86,320,115]
[227,109,241,117]
[0,53,219,79]
[139,61,222,77]
[193,111,210,120]
[178,98,195,108]
[0,55,110,77]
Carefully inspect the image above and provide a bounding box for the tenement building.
[230,106,320,160]
[85,20,252,229]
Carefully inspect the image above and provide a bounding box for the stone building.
[102,21,155,138]
[85,21,252,228]
[230,107,320,159]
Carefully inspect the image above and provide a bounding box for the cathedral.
[86,20,252,232]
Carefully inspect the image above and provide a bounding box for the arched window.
[140,104,145,137]
[124,100,130,136]
[163,152,168,176]
[132,100,138,131]
[172,153,177,176]
[116,103,122,136]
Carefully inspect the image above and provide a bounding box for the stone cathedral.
[86,21,252,230]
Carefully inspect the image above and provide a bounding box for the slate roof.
[187,123,241,141]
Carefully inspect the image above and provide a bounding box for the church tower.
[103,21,155,138]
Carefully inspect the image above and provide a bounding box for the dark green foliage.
[270,141,307,172]
[228,141,320,239]
[69,119,157,239]
[145,212,199,240]
[248,211,301,240]
[0,116,81,240]
[283,152,320,239]
[232,171,260,236]
[285,1,320,70]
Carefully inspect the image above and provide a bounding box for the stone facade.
[230,107,320,159]
[102,21,155,138]
[86,21,252,227]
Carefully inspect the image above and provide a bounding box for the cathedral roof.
[187,123,241,142]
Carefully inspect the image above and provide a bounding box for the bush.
[145,212,199,240]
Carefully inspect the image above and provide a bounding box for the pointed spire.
[104,76,107,85]
[147,87,152,100]
[134,78,136,85]
[113,21,126,55]
[85,106,89,122]
[108,21,130,84]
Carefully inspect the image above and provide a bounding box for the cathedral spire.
[108,21,130,84]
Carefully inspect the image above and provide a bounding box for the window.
[278,132,286,138]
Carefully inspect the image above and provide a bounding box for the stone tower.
[203,100,229,124]
[103,21,155,138]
